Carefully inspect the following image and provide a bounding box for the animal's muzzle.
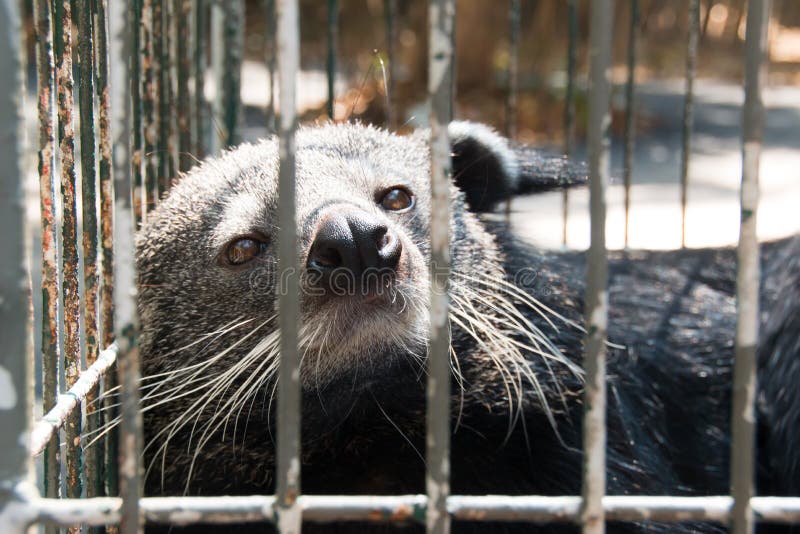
[306,207,402,295]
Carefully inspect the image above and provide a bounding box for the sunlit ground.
[512,81,800,250]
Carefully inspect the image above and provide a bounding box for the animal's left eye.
[379,187,414,211]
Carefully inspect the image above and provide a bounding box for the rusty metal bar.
[154,0,169,195]
[622,0,638,248]
[54,0,83,510]
[193,0,207,157]
[92,6,117,506]
[582,0,613,533]
[0,0,32,531]
[33,0,61,510]
[222,0,245,147]
[680,0,700,248]
[327,0,338,119]
[141,0,157,220]
[427,0,455,533]
[175,0,192,172]
[383,0,397,129]
[275,0,302,532]
[131,0,144,227]
[264,0,277,133]
[562,0,578,247]
[75,0,104,506]
[17,495,800,527]
[731,2,770,534]
[30,345,119,458]
[505,0,520,139]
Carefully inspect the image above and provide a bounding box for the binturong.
[130,121,800,534]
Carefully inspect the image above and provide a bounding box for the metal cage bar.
[680,0,700,248]
[582,1,614,532]
[562,0,579,247]
[327,0,338,120]
[622,0,638,248]
[0,1,30,533]
[275,0,302,532]
[731,1,770,533]
[427,1,456,533]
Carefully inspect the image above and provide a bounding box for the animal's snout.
[307,208,402,292]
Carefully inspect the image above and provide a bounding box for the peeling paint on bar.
[30,345,119,458]
[0,0,31,531]
[13,495,800,527]
[175,0,193,172]
[141,0,157,220]
[427,1,455,533]
[622,0,638,248]
[562,0,578,247]
[131,0,145,227]
[76,0,105,506]
[582,1,614,533]
[731,2,770,534]
[221,0,245,148]
[264,0,277,133]
[32,0,61,509]
[193,0,207,157]
[53,0,84,512]
[275,0,302,533]
[326,0,338,120]
[680,0,700,248]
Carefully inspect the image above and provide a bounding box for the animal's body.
[135,122,800,533]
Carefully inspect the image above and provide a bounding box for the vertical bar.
[118,345,143,534]
[221,0,245,148]
[384,0,397,129]
[680,0,700,248]
[622,0,638,248]
[141,0,157,220]
[76,0,104,506]
[582,1,613,533]
[505,0,520,139]
[33,0,61,513]
[54,0,83,512]
[131,0,144,228]
[428,0,455,532]
[0,0,33,532]
[93,0,116,508]
[193,0,207,157]
[176,0,192,172]
[153,0,168,196]
[326,0,338,120]
[275,0,301,532]
[731,2,769,533]
[264,0,277,133]
[562,0,578,247]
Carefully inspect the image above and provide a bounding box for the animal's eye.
[223,237,267,266]
[379,187,414,211]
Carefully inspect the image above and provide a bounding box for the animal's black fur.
[135,122,800,534]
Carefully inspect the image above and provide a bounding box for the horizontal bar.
[22,496,800,527]
[30,344,119,457]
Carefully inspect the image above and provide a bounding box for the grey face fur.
[136,122,509,391]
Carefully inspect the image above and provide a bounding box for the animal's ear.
[448,121,587,213]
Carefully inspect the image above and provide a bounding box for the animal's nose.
[307,208,402,289]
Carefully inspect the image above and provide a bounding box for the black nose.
[307,208,402,290]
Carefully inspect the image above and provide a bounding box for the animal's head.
[137,121,583,390]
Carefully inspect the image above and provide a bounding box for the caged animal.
[127,121,800,533]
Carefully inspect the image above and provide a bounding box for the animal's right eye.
[222,236,268,266]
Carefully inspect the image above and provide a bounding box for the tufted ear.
[448,121,587,213]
